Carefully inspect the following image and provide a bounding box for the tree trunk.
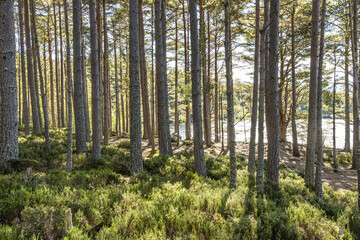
[138,0,153,148]
[248,0,260,176]
[63,0,73,171]
[102,0,109,145]
[120,44,126,135]
[25,0,41,135]
[53,2,61,128]
[189,0,206,177]
[59,3,65,128]
[257,0,269,195]
[114,35,121,136]
[214,16,219,143]
[224,0,236,188]
[19,0,30,135]
[73,0,87,153]
[174,9,179,145]
[129,0,143,174]
[345,18,351,153]
[151,4,156,149]
[89,0,101,161]
[333,51,338,172]
[97,0,103,139]
[30,0,50,152]
[0,0,18,164]
[31,25,42,131]
[305,0,320,185]
[266,0,280,185]
[350,0,359,170]
[291,1,300,157]
[315,0,326,199]
[182,0,191,140]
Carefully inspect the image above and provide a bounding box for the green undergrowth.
[0,131,359,239]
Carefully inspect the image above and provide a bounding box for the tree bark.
[248,0,260,176]
[0,0,18,164]
[19,0,30,135]
[59,3,65,128]
[73,0,87,153]
[315,0,326,199]
[332,50,338,173]
[25,0,41,135]
[114,34,121,136]
[102,0,109,145]
[129,0,143,174]
[266,0,280,185]
[189,0,206,177]
[224,0,236,188]
[64,0,73,172]
[344,17,351,153]
[257,0,269,195]
[174,9,179,145]
[53,2,61,128]
[305,0,320,185]
[214,16,219,143]
[89,0,101,161]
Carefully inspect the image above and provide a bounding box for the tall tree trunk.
[53,2,61,128]
[315,0,326,199]
[257,0,269,195]
[345,16,351,153]
[266,0,280,185]
[25,0,41,135]
[333,50,338,172]
[120,44,125,135]
[305,0,320,185]
[103,0,109,145]
[73,0,87,153]
[189,0,206,177]
[225,0,236,188]
[64,0,73,172]
[30,0,50,152]
[174,9,179,145]
[97,0,103,139]
[291,1,300,157]
[31,24,42,131]
[182,0,191,140]
[151,4,155,150]
[19,0,30,135]
[214,16,219,143]
[200,0,211,147]
[0,0,18,164]
[248,0,260,176]
[155,0,172,155]
[350,0,359,170]
[129,0,143,174]
[89,0,101,161]
[114,35,121,136]
[59,3,65,128]
[47,13,56,128]
[221,86,224,151]
[138,0,153,148]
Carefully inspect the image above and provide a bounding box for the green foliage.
[0,131,358,239]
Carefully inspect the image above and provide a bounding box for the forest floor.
[109,137,358,192]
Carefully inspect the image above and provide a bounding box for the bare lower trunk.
[0,0,18,164]
[183,0,191,140]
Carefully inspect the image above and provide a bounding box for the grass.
[0,129,359,239]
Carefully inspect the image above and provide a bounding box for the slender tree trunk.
[182,0,191,140]
[291,1,300,157]
[257,0,269,195]
[89,0,101,161]
[120,44,125,135]
[350,0,359,170]
[151,4,155,150]
[189,0,206,177]
[345,18,351,153]
[102,0,109,145]
[214,16,219,143]
[155,0,172,155]
[63,0,73,171]
[96,0,103,139]
[315,0,326,199]
[174,10,179,145]
[19,0,30,135]
[221,86,224,151]
[138,0,153,148]
[25,0,41,135]
[114,36,121,136]
[248,0,260,176]
[73,0,87,153]
[333,51,339,172]
[129,0,143,173]
[31,24,42,131]
[59,3,65,128]
[0,0,18,164]
[53,2,61,128]
[266,0,280,185]
[47,13,56,128]
[305,0,320,185]
[30,0,50,152]
[224,0,236,188]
